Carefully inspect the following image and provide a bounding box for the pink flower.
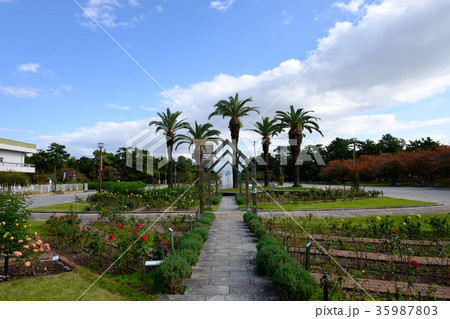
[26,238,31,241]
[23,245,29,249]
[13,251,22,257]
[24,261,31,267]
[90,218,93,221]
[60,216,63,221]
[18,240,23,243]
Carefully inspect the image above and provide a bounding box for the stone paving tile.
[158,197,278,301]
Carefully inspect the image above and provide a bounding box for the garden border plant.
[243,211,317,300]
[153,212,215,294]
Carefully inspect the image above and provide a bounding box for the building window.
[0,157,3,163]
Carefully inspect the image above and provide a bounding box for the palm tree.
[276,105,323,187]
[176,121,221,214]
[176,121,221,173]
[208,92,259,188]
[249,117,282,187]
[149,108,187,188]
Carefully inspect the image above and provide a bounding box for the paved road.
[28,191,95,208]
[289,183,450,205]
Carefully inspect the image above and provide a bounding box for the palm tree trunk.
[263,141,269,187]
[289,128,302,187]
[166,139,173,188]
[230,119,240,189]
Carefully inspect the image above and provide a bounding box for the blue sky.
[1,0,450,158]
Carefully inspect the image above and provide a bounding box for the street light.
[97,143,104,193]
[350,138,359,189]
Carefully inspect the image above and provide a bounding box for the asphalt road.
[28,190,95,208]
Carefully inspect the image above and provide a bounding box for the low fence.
[0,183,86,194]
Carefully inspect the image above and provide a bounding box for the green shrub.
[173,249,199,266]
[191,226,209,242]
[153,255,192,293]
[266,252,297,278]
[243,212,258,224]
[249,219,263,234]
[255,244,285,275]
[211,193,222,205]
[235,193,245,205]
[256,235,283,250]
[252,225,267,240]
[177,237,203,253]
[88,181,146,194]
[271,263,317,300]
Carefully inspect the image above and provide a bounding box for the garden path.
[159,196,278,301]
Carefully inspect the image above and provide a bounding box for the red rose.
[70,216,74,220]
[64,235,68,238]
[82,229,86,232]
[164,246,168,252]
[109,234,114,240]
[60,217,63,220]
[392,230,397,234]
[137,223,142,227]
[118,225,123,229]
[90,218,93,221]
[70,205,73,207]
[107,209,110,211]
[410,260,419,268]
[104,239,107,243]
[135,228,138,234]
[54,211,57,214]
[141,235,146,242]
[158,238,163,242]
[161,241,165,246]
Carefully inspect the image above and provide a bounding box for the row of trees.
[320,146,450,184]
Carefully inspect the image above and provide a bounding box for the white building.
[0,138,36,173]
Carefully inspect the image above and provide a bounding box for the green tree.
[276,106,323,187]
[149,108,187,188]
[209,93,259,188]
[358,139,380,156]
[47,143,70,187]
[249,117,282,186]
[324,137,352,162]
[378,134,405,153]
[406,137,441,151]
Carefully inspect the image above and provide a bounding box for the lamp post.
[350,138,359,189]
[97,143,104,193]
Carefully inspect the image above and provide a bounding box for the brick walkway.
[159,196,278,301]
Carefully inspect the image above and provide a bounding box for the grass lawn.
[240,197,435,210]
[30,202,90,212]
[26,220,46,234]
[0,267,158,301]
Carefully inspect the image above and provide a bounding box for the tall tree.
[249,117,282,186]
[149,108,187,188]
[378,134,405,153]
[47,143,70,187]
[176,121,220,214]
[276,105,323,187]
[209,92,259,188]
[324,137,352,162]
[406,137,441,151]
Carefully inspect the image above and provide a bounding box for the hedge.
[88,181,146,194]
[153,254,192,294]
[244,214,317,301]
[211,193,222,205]
[235,193,245,205]
[271,263,317,301]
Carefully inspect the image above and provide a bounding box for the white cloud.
[333,0,365,14]
[158,0,450,144]
[79,0,142,29]
[106,103,131,110]
[155,4,163,13]
[17,63,40,73]
[282,10,293,25]
[210,0,235,11]
[0,86,40,98]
